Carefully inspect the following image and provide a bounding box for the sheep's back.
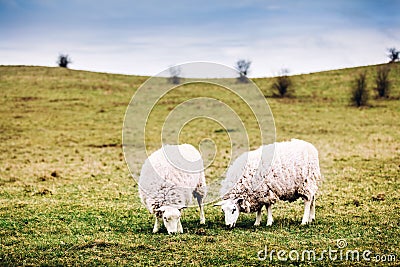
[220,139,320,212]
[138,144,205,212]
[260,139,320,201]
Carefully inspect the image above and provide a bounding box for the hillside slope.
[0,65,399,266]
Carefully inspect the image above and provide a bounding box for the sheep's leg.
[266,205,273,226]
[309,195,315,222]
[196,195,205,224]
[177,219,183,233]
[301,199,311,225]
[254,209,262,226]
[199,204,205,224]
[152,216,160,233]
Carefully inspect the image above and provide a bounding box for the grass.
[0,64,399,266]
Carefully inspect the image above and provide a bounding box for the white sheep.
[215,139,321,227]
[138,144,207,234]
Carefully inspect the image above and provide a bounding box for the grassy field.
[0,64,399,266]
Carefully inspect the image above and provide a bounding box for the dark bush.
[351,72,369,107]
[169,66,181,85]
[387,47,399,63]
[236,59,251,83]
[271,69,293,97]
[57,54,72,68]
[374,66,391,98]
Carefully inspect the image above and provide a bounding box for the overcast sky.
[1,0,399,77]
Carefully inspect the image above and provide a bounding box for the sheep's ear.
[213,200,227,207]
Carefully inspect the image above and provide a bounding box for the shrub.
[375,66,391,98]
[351,72,369,107]
[169,66,181,85]
[236,59,251,83]
[271,69,293,97]
[387,47,399,63]
[57,54,72,68]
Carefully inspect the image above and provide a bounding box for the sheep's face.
[158,206,182,234]
[214,199,240,228]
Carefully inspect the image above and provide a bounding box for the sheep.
[138,144,207,234]
[214,139,321,227]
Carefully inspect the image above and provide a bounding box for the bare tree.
[169,66,181,85]
[387,47,399,63]
[236,59,251,83]
[57,54,72,68]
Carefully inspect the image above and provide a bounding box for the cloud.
[1,0,399,76]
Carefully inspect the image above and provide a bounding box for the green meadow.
[0,64,399,266]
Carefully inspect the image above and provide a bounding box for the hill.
[0,65,399,265]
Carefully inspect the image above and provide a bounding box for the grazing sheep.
[215,139,321,227]
[139,144,207,234]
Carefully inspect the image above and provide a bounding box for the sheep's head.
[214,199,242,228]
[156,205,185,234]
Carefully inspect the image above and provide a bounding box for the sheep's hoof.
[200,219,205,225]
[254,222,260,226]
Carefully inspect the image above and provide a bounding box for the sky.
[0,0,399,77]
